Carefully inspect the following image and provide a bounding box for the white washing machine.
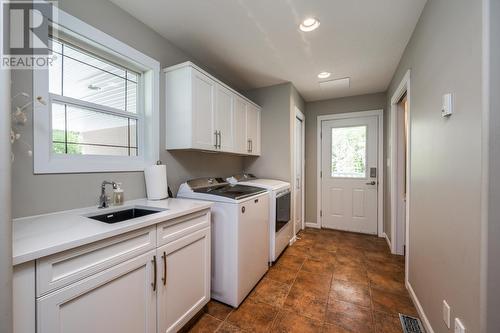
[177,177,269,307]
[227,174,292,263]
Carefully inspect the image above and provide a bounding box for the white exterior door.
[215,85,234,151]
[321,116,379,234]
[37,250,156,333]
[192,71,216,150]
[157,228,211,333]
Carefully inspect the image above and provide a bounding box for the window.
[49,38,139,157]
[33,8,159,173]
[331,126,367,178]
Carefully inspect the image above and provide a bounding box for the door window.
[331,126,367,178]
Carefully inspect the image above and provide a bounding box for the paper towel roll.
[144,164,168,200]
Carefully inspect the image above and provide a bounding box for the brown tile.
[322,323,353,333]
[266,266,298,285]
[373,311,403,333]
[216,322,246,333]
[333,265,369,285]
[271,310,323,333]
[309,247,337,262]
[188,314,222,333]
[371,289,418,316]
[334,253,365,267]
[227,300,278,332]
[284,244,311,259]
[325,300,374,332]
[249,278,290,307]
[367,270,406,296]
[205,300,233,321]
[283,284,328,321]
[302,258,335,274]
[294,271,332,295]
[329,280,371,308]
[274,254,305,272]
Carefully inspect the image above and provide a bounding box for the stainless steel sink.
[87,207,166,224]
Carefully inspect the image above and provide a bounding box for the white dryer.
[177,177,269,307]
[227,174,292,263]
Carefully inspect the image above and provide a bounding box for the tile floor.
[187,228,417,333]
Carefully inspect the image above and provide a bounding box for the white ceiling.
[110,0,426,101]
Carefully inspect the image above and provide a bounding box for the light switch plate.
[454,318,466,333]
[443,300,450,328]
[442,93,453,117]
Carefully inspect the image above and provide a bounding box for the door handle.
[151,255,157,291]
[161,251,167,286]
[366,181,376,185]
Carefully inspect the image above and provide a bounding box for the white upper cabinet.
[246,104,261,156]
[165,62,261,156]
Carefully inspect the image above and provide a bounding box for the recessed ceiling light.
[299,17,320,32]
[317,71,331,79]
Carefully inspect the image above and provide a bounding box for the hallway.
[188,228,417,332]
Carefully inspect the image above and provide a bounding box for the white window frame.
[33,7,160,174]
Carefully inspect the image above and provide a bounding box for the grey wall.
[243,82,294,181]
[303,93,387,225]
[0,24,13,333]
[386,0,483,332]
[485,0,500,331]
[11,0,245,218]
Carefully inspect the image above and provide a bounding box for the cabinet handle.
[218,131,222,149]
[161,251,167,286]
[247,139,251,153]
[250,139,253,152]
[214,131,218,149]
[151,255,157,291]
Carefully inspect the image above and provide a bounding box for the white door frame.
[294,107,306,233]
[317,109,384,237]
[389,70,411,279]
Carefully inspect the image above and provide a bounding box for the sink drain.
[399,314,425,333]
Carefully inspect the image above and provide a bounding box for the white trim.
[389,70,411,290]
[382,232,392,249]
[316,109,384,236]
[33,7,160,174]
[406,281,435,333]
[293,107,306,234]
[305,222,321,229]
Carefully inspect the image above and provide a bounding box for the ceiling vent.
[319,77,350,90]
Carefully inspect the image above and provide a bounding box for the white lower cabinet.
[16,210,212,333]
[157,227,211,333]
[37,250,157,333]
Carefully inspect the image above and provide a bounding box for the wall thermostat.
[442,93,453,117]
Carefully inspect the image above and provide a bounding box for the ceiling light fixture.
[299,17,320,32]
[317,71,331,79]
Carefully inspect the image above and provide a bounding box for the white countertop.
[13,198,213,266]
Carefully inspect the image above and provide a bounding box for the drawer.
[157,209,210,246]
[36,226,156,297]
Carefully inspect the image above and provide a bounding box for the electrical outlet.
[454,318,466,333]
[443,300,450,328]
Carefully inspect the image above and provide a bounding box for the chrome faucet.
[98,181,117,208]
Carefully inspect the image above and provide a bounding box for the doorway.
[294,108,305,235]
[318,110,384,235]
[390,69,411,259]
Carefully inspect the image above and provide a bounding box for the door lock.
[366,181,376,185]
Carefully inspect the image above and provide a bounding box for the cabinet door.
[37,250,156,333]
[215,84,234,152]
[233,97,248,154]
[157,227,211,333]
[246,105,261,155]
[192,70,216,150]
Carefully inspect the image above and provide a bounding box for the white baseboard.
[305,222,321,229]
[382,232,392,249]
[406,280,435,333]
[289,235,297,245]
